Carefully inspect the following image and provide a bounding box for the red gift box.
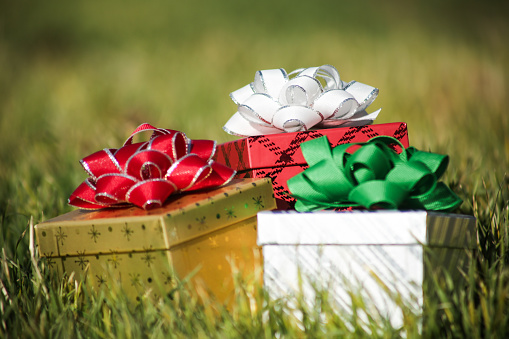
[214,122,409,209]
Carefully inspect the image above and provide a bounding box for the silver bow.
[223,65,381,137]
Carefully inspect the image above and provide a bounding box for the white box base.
[257,211,477,328]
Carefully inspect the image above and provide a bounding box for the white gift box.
[257,210,477,327]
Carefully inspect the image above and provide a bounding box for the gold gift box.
[35,178,276,302]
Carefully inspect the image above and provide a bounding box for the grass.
[0,0,508,337]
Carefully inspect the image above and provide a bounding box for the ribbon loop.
[126,179,176,210]
[288,135,462,212]
[344,81,379,111]
[346,143,393,184]
[279,75,322,106]
[223,112,281,137]
[147,132,188,161]
[254,69,288,98]
[349,181,406,210]
[313,90,357,120]
[386,161,436,196]
[95,174,138,204]
[407,150,449,178]
[223,65,381,137]
[272,106,322,132]
[298,65,341,89]
[130,151,172,180]
[80,149,121,180]
[238,93,280,125]
[300,136,333,167]
[69,124,235,210]
[165,154,213,191]
[230,84,255,105]
[188,139,216,161]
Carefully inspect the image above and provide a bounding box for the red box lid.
[214,122,409,172]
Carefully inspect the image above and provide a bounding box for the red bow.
[68,123,236,210]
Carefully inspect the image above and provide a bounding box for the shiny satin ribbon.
[223,65,381,137]
[287,136,462,212]
[69,123,236,210]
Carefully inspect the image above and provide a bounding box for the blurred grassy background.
[0,1,508,336]
[0,0,508,250]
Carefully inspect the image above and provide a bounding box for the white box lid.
[257,210,477,248]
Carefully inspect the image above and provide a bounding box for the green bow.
[287,136,462,212]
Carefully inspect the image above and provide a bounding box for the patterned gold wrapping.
[35,178,276,302]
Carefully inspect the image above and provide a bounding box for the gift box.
[35,178,276,302]
[214,123,409,209]
[257,210,477,326]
